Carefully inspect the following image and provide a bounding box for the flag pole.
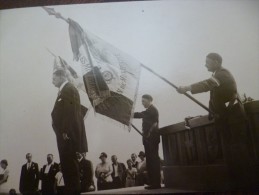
[131,124,150,142]
[140,64,214,114]
[131,124,144,137]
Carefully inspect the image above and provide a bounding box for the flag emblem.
[68,18,141,126]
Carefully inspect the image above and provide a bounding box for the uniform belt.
[225,99,238,107]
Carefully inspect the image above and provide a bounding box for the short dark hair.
[47,154,53,157]
[26,153,32,158]
[99,152,107,159]
[126,159,132,164]
[142,94,153,101]
[111,155,117,159]
[53,69,66,77]
[1,159,8,166]
[138,151,145,158]
[131,153,137,158]
[207,53,222,65]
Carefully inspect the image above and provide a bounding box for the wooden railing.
[160,100,259,190]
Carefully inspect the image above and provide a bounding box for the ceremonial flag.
[68,18,141,126]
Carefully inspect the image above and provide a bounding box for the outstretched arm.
[134,110,148,118]
[177,76,220,94]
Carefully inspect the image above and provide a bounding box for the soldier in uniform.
[177,53,255,189]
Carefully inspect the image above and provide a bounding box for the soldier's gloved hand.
[177,86,191,94]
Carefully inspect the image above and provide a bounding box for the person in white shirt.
[130,153,139,169]
[95,152,113,191]
[55,164,65,195]
[0,159,9,193]
[136,151,148,186]
[40,154,59,195]
[125,159,137,187]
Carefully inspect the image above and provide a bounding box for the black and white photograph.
[0,0,259,194]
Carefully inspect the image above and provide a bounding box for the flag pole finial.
[42,6,69,23]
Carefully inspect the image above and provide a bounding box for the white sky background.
[0,0,259,191]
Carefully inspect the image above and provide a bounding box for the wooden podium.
[160,100,259,191]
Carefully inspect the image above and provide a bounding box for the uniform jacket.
[191,67,237,117]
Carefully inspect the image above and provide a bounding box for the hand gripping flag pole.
[140,64,214,115]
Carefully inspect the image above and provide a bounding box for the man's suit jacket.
[190,67,237,117]
[19,162,39,193]
[134,104,160,144]
[51,82,88,154]
[40,162,59,193]
[79,158,94,192]
[111,162,126,185]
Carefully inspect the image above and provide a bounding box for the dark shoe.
[145,185,161,190]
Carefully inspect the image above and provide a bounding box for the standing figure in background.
[19,153,39,195]
[134,94,161,189]
[95,152,113,191]
[55,164,65,195]
[136,151,148,186]
[77,153,95,192]
[130,153,139,169]
[51,69,88,195]
[111,155,126,189]
[125,159,137,187]
[40,154,59,195]
[0,159,9,193]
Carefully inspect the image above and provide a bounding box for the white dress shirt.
[113,164,118,177]
[44,162,54,174]
[59,81,68,92]
[55,172,65,187]
[27,162,32,170]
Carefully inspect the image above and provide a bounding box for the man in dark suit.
[134,94,161,189]
[51,69,88,195]
[19,153,39,195]
[77,153,95,192]
[111,155,126,189]
[40,154,59,195]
